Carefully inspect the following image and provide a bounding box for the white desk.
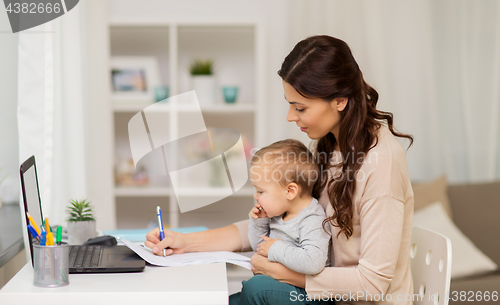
[0,262,229,305]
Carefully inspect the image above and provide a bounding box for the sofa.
[413,178,500,304]
[446,181,500,304]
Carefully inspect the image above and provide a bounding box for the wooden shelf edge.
[115,187,255,197]
[113,103,255,113]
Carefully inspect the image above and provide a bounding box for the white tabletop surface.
[0,262,229,305]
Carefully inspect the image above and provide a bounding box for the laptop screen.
[20,156,44,264]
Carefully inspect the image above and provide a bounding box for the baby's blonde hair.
[250,139,319,198]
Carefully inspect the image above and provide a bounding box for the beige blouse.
[234,125,414,304]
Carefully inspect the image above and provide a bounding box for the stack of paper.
[121,238,252,270]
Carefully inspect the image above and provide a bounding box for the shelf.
[115,187,170,197]
[113,103,255,114]
[113,103,167,113]
[177,187,255,197]
[115,186,255,197]
[181,104,255,113]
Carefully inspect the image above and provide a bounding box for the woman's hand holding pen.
[250,202,268,219]
[145,228,188,256]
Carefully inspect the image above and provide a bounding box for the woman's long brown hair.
[278,35,413,239]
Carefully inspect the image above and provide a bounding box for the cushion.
[413,202,498,279]
[447,181,500,266]
[412,175,453,219]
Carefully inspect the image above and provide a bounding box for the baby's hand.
[257,235,279,257]
[250,202,268,219]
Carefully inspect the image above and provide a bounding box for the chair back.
[410,226,452,305]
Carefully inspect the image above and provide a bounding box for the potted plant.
[66,199,96,245]
[189,59,216,105]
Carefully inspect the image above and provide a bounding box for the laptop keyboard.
[69,246,102,268]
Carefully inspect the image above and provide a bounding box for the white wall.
[84,0,116,230]
[281,0,500,183]
[0,8,19,203]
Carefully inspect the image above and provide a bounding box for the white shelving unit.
[115,187,256,198]
[109,21,265,229]
[114,103,255,114]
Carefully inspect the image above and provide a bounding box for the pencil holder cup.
[33,243,70,287]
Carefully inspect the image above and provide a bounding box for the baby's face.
[250,163,289,217]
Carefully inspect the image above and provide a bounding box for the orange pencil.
[26,212,41,236]
[44,217,51,232]
[45,218,54,245]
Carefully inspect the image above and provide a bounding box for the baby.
[248,139,330,275]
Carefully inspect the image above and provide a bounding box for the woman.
[146,35,415,305]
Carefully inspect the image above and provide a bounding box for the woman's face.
[283,80,347,140]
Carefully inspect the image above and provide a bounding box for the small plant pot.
[222,86,239,104]
[191,75,216,105]
[67,220,96,245]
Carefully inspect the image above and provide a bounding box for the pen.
[27,224,40,241]
[26,212,41,236]
[44,217,50,232]
[45,218,54,245]
[56,226,62,245]
[40,231,46,246]
[156,206,166,257]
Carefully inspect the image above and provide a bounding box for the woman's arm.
[251,252,306,288]
[145,224,243,255]
[305,196,406,298]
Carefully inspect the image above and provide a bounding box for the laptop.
[20,155,145,273]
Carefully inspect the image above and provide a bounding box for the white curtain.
[18,5,87,226]
[285,0,500,183]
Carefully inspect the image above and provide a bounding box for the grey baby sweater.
[248,198,331,275]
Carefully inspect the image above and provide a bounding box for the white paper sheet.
[121,238,252,269]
